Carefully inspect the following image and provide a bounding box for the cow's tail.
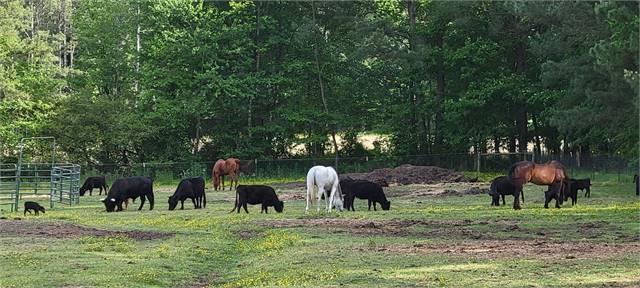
[229,190,238,213]
[203,189,207,208]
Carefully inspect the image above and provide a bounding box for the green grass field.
[0,179,638,287]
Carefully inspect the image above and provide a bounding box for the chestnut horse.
[212,158,240,191]
[508,160,569,209]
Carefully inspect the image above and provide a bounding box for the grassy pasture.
[0,179,638,287]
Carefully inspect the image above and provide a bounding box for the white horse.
[305,166,344,213]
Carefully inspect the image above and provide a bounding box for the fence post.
[476,152,481,177]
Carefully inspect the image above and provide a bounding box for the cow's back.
[109,176,153,199]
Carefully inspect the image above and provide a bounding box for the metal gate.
[0,164,18,212]
[50,164,81,207]
[0,137,81,212]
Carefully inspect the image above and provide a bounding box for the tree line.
[0,0,637,165]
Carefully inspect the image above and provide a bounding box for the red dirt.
[0,219,173,240]
[342,164,469,185]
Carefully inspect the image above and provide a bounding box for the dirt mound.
[0,220,173,240]
[342,164,469,185]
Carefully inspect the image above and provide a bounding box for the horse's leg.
[305,180,313,214]
[317,188,324,213]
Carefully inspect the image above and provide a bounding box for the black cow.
[563,178,591,205]
[340,179,390,211]
[79,176,108,196]
[168,177,206,210]
[102,176,154,212]
[634,174,639,196]
[230,185,283,213]
[489,176,524,209]
[24,201,45,216]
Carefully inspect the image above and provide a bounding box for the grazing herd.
[20,159,638,216]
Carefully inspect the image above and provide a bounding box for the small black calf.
[24,201,45,216]
[230,185,283,213]
[489,176,523,209]
[340,180,390,211]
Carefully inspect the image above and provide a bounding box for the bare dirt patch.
[368,240,640,260]
[342,164,469,186]
[257,218,521,239]
[384,183,490,198]
[0,219,173,240]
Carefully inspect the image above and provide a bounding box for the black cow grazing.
[570,178,592,198]
[79,176,108,196]
[340,179,390,211]
[634,174,639,196]
[102,176,154,212]
[489,176,524,208]
[230,185,283,213]
[168,177,206,210]
[24,201,45,216]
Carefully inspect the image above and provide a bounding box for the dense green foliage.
[1,0,637,164]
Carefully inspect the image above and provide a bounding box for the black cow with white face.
[102,176,154,212]
[230,185,283,213]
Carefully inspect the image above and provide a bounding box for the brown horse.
[212,158,241,191]
[508,160,569,209]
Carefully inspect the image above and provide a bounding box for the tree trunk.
[493,136,500,153]
[312,1,339,169]
[434,32,445,151]
[249,2,261,139]
[405,0,426,153]
[134,4,141,93]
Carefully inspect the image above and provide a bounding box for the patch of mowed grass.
[0,180,638,287]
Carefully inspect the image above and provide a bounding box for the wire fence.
[78,153,638,185]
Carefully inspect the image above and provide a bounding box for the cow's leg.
[501,194,506,205]
[147,193,154,210]
[544,189,550,209]
[368,200,372,211]
[373,201,377,211]
[35,210,39,215]
[117,201,124,212]
[243,202,249,213]
[138,195,146,210]
[192,197,197,209]
[89,188,93,196]
[513,192,521,210]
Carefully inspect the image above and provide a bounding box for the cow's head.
[102,197,117,212]
[38,206,46,213]
[168,196,178,211]
[274,200,284,213]
[79,187,87,196]
[381,200,391,211]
